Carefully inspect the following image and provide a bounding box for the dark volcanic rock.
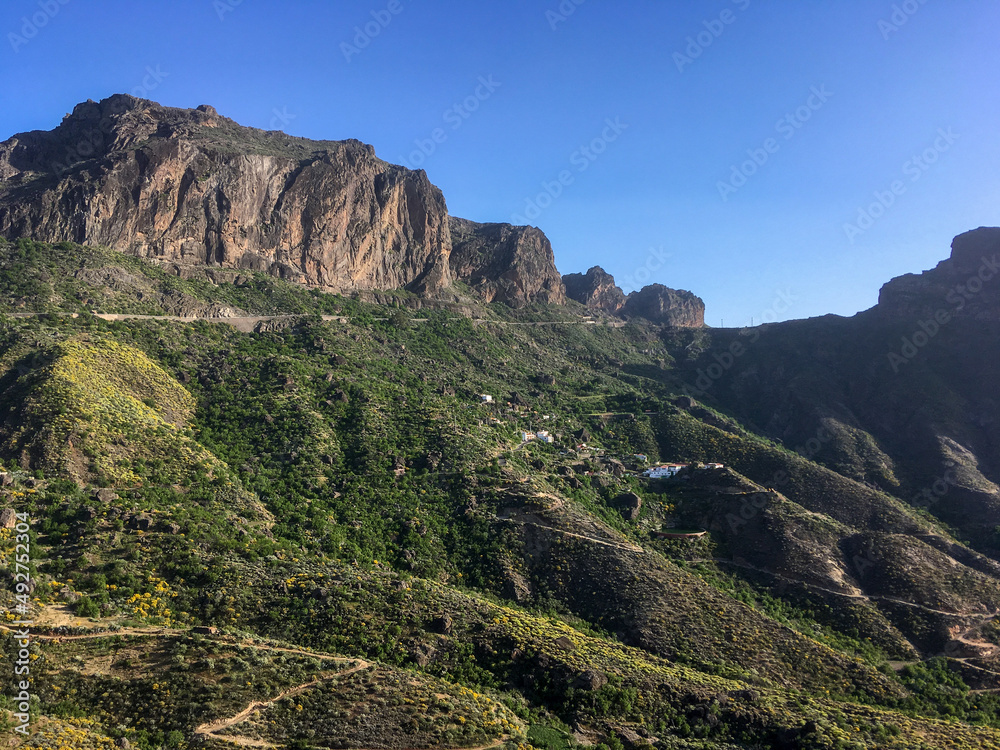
[430,615,453,635]
[622,284,705,327]
[613,491,643,521]
[572,669,608,691]
[877,227,1000,321]
[0,95,452,296]
[449,217,566,306]
[562,266,626,313]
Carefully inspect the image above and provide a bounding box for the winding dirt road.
[192,660,371,747]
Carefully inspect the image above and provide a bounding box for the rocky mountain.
[664,228,1000,558]
[623,282,706,327]
[0,95,453,295]
[877,226,1000,321]
[448,217,566,307]
[562,265,626,313]
[14,98,1000,748]
[0,96,708,325]
[563,266,708,327]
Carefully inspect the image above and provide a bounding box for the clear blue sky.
[3,0,999,325]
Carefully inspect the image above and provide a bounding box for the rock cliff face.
[0,95,452,295]
[876,227,1000,321]
[562,266,626,313]
[448,217,566,306]
[0,95,719,318]
[622,284,705,327]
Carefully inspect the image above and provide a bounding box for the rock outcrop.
[448,217,565,306]
[876,227,1000,321]
[0,95,452,295]
[562,266,626,313]
[0,95,719,319]
[623,284,705,327]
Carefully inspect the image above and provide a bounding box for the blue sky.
[3,0,999,325]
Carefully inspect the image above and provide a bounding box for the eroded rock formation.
[448,217,565,307]
[0,95,452,295]
[563,266,626,313]
[623,283,705,327]
[877,227,1000,321]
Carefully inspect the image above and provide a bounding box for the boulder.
[614,492,643,521]
[572,669,609,691]
[0,508,16,529]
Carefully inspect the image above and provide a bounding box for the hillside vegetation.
[2,240,1000,749]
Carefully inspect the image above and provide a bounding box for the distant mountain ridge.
[0,95,704,323]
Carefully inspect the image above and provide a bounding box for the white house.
[480,394,494,403]
[644,463,688,479]
[522,430,554,444]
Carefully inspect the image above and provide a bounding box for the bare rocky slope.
[448,216,566,306]
[0,95,453,295]
[877,226,1000,321]
[562,265,626,313]
[0,95,706,322]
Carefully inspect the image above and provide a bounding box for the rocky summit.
[623,283,706,327]
[563,265,627,313]
[0,95,706,323]
[448,217,566,306]
[0,95,454,295]
[877,226,1000,321]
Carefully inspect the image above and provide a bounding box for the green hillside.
[3,240,1000,749]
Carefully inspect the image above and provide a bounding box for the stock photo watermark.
[9,512,34,735]
[8,0,71,53]
[269,106,296,131]
[717,85,833,201]
[547,0,587,30]
[887,253,999,372]
[130,65,168,99]
[511,118,627,225]
[878,0,931,40]
[673,0,752,73]
[843,127,958,244]
[213,0,243,22]
[341,0,404,62]
[401,76,501,169]
[618,247,672,295]
[681,289,799,399]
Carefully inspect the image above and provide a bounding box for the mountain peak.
[950,226,1000,273]
[562,265,625,313]
[877,228,1000,321]
[0,95,451,295]
[623,283,705,326]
